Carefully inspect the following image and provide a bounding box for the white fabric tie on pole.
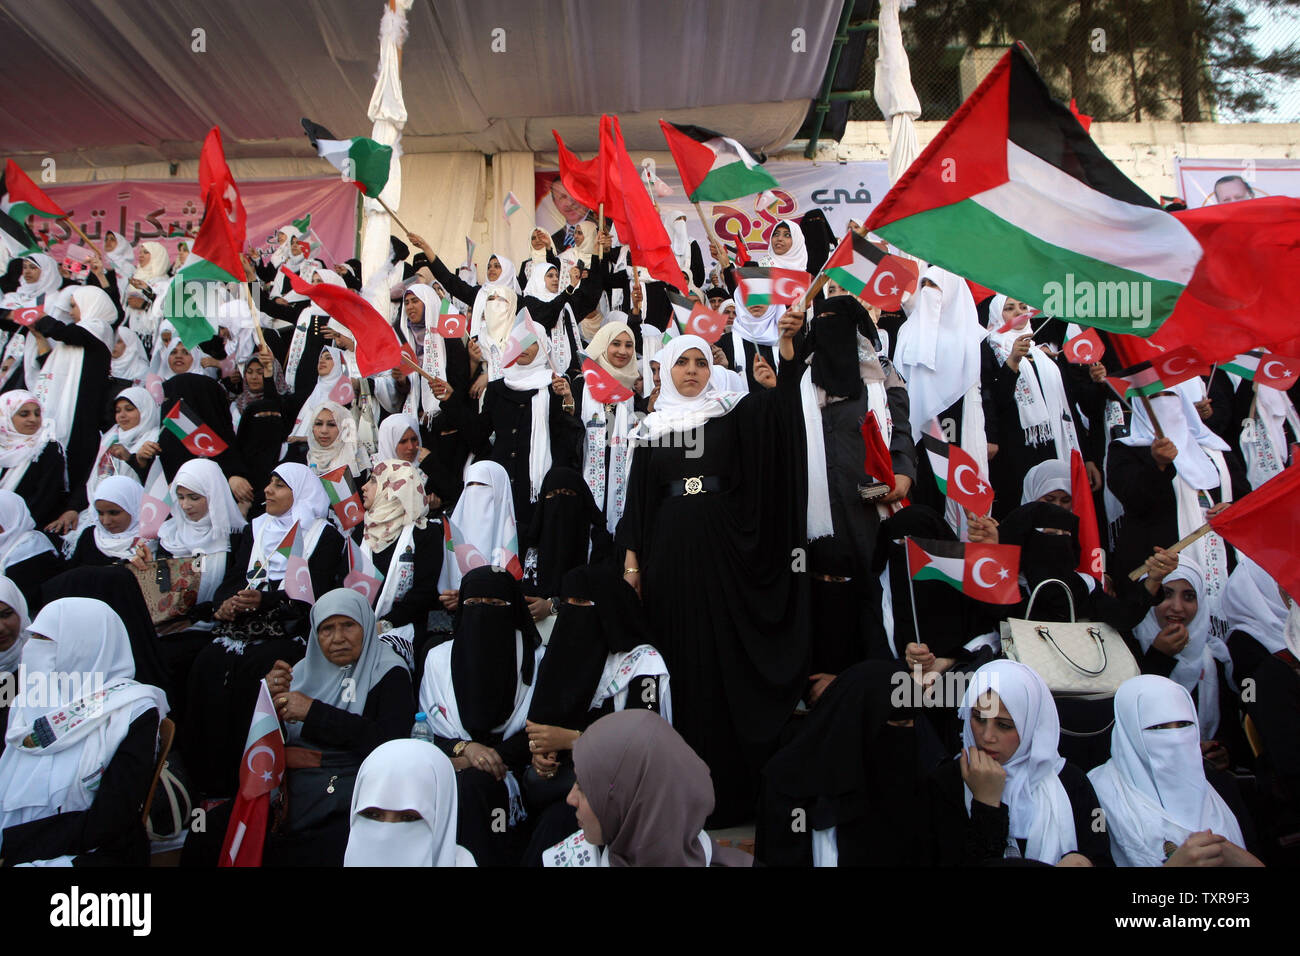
[874,0,922,186]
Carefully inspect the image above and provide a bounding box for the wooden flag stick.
[61,218,105,261]
[239,277,270,355]
[1138,393,1165,440]
[800,273,830,313]
[597,202,605,239]
[402,352,437,385]
[692,201,730,268]
[1127,523,1214,581]
[376,196,414,238]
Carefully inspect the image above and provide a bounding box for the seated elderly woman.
[0,598,168,866]
[344,739,475,867]
[184,588,412,867]
[1088,675,1261,867]
[542,709,752,867]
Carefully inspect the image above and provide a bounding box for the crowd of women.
[0,203,1295,868]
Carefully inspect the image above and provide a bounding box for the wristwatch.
[452,740,470,757]
[549,597,561,617]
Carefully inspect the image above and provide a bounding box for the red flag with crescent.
[1062,326,1104,365]
[581,357,634,404]
[162,399,228,458]
[218,680,284,867]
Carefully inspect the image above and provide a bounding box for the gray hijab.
[573,710,714,867]
[288,588,405,744]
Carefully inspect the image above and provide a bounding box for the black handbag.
[278,747,362,836]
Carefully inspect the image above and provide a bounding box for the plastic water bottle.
[411,711,436,743]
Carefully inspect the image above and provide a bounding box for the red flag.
[861,410,896,490]
[1151,197,1300,363]
[11,304,43,327]
[1208,461,1300,601]
[218,680,284,867]
[962,542,1022,604]
[1068,98,1093,133]
[328,375,355,406]
[733,235,751,266]
[1109,331,1164,368]
[3,159,67,218]
[1070,449,1103,580]
[1063,327,1104,364]
[435,312,467,338]
[282,268,402,377]
[399,343,418,372]
[859,254,919,312]
[682,304,727,343]
[137,492,170,540]
[1257,353,1300,390]
[552,130,601,211]
[967,279,996,305]
[581,357,634,404]
[197,127,247,247]
[598,115,686,292]
[344,538,385,605]
[285,553,315,603]
[1151,344,1213,387]
[143,373,165,406]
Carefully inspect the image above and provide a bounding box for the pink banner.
[33,178,358,267]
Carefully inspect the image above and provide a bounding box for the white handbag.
[1000,579,1139,698]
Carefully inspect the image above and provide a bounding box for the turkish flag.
[218,680,284,867]
[344,568,384,605]
[284,554,315,603]
[1151,344,1213,387]
[283,268,402,376]
[861,410,895,490]
[581,358,634,404]
[137,493,171,540]
[1256,353,1300,390]
[1063,328,1104,365]
[1109,331,1164,368]
[328,375,355,406]
[947,442,994,517]
[733,235,751,266]
[1070,449,1103,580]
[436,312,467,338]
[553,129,601,211]
[1209,461,1300,601]
[683,304,727,343]
[144,373,165,405]
[860,255,919,312]
[962,542,1022,604]
[11,305,43,327]
[183,424,228,458]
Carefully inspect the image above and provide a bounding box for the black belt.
[665,475,722,497]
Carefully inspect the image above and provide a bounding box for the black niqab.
[526,466,605,596]
[451,566,540,740]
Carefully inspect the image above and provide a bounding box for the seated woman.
[0,391,70,530]
[70,386,162,536]
[0,598,168,866]
[521,565,666,848]
[110,327,150,387]
[523,467,612,635]
[356,459,441,674]
[0,576,29,758]
[287,400,368,486]
[545,709,753,867]
[67,474,149,568]
[921,659,1114,866]
[257,588,413,866]
[182,463,344,800]
[0,491,62,614]
[373,412,459,511]
[344,738,476,867]
[756,660,946,867]
[1090,675,1261,867]
[418,566,544,867]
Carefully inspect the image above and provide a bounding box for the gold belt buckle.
[683,476,704,495]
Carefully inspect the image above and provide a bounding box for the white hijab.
[250,462,331,580]
[3,254,62,307]
[400,284,447,422]
[0,575,30,673]
[375,413,422,464]
[103,232,136,279]
[88,386,160,504]
[1133,560,1231,738]
[345,739,476,867]
[522,262,561,304]
[438,460,518,591]
[730,287,784,347]
[500,330,556,503]
[0,598,168,832]
[758,219,808,271]
[1089,675,1243,866]
[91,474,143,560]
[133,241,171,282]
[0,390,55,480]
[0,490,55,568]
[31,286,115,451]
[111,327,150,382]
[632,335,746,442]
[1220,555,1289,654]
[1020,458,1072,505]
[1118,384,1231,491]
[290,345,347,439]
[305,399,367,477]
[959,660,1077,864]
[158,458,246,557]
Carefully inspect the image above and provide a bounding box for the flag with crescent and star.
[283,522,315,603]
[218,679,284,867]
[137,471,172,540]
[1221,349,1300,391]
[343,536,385,606]
[735,266,812,308]
[580,357,634,404]
[906,537,1021,604]
[920,431,994,517]
[1062,324,1105,365]
[162,399,228,458]
[666,289,727,344]
[320,465,363,531]
[823,231,918,312]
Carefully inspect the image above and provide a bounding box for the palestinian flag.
[659,121,780,202]
[293,213,312,236]
[0,161,63,258]
[320,466,362,530]
[165,129,245,349]
[906,537,1022,605]
[1105,362,1166,401]
[1221,350,1300,390]
[666,289,726,343]
[865,44,1203,336]
[920,432,994,516]
[736,266,811,308]
[163,400,228,457]
[301,118,392,199]
[501,309,542,368]
[438,515,489,591]
[276,521,300,560]
[823,232,918,311]
[494,513,524,579]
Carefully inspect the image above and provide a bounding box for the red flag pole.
[1127,523,1212,581]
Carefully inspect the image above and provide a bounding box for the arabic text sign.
[32,178,358,264]
[535,160,891,261]
[1175,157,1300,206]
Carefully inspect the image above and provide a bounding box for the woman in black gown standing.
[616,326,808,826]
